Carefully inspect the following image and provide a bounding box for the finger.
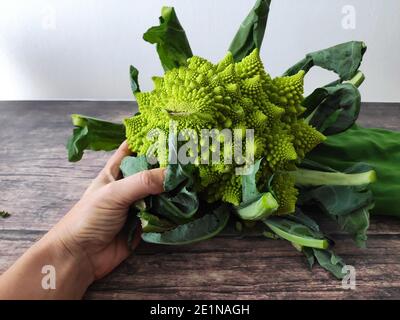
[83,141,131,196]
[102,140,132,181]
[102,168,166,207]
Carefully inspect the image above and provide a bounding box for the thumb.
[100,168,166,207]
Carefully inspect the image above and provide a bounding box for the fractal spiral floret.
[124,49,326,214]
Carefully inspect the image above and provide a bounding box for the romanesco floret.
[124,49,325,214]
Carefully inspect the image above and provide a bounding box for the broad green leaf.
[67,115,126,162]
[284,41,367,81]
[229,0,271,62]
[141,204,230,245]
[143,6,193,71]
[120,156,150,177]
[299,185,374,216]
[303,83,361,135]
[307,124,400,217]
[129,65,140,94]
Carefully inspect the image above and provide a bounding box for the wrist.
[38,230,95,298]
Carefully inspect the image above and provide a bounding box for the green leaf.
[299,185,374,216]
[303,83,361,135]
[311,248,346,279]
[130,65,140,94]
[241,159,262,203]
[143,6,193,71]
[139,211,174,233]
[302,247,315,269]
[141,204,230,245]
[122,207,140,247]
[235,192,278,221]
[229,0,271,62]
[0,210,10,218]
[286,210,321,233]
[151,162,199,224]
[263,217,330,249]
[307,124,400,218]
[284,41,367,81]
[67,114,126,162]
[120,156,150,177]
[337,206,371,248]
[163,162,196,192]
[287,42,367,136]
[151,191,199,225]
[265,212,346,279]
[297,163,374,248]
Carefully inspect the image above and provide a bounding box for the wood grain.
[0,101,400,300]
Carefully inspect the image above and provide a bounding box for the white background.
[0,0,399,102]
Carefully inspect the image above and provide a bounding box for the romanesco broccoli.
[124,49,325,214]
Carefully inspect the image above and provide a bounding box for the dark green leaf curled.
[284,41,367,81]
[229,0,271,62]
[141,204,230,245]
[67,115,126,162]
[143,6,193,71]
[129,65,140,95]
[151,191,198,224]
[303,83,361,135]
[163,163,196,192]
[0,210,11,218]
[149,162,199,224]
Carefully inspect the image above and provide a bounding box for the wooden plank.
[1,101,400,299]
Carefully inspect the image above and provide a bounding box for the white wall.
[0,0,399,102]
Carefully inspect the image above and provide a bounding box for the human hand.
[0,141,165,300]
[49,141,165,280]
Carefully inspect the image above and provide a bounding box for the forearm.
[0,230,94,300]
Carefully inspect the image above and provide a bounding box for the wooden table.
[1,101,400,299]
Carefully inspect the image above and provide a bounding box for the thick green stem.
[236,192,278,221]
[291,168,376,187]
[344,70,365,88]
[263,220,329,249]
[71,114,88,127]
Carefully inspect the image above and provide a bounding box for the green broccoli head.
[124,49,325,214]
